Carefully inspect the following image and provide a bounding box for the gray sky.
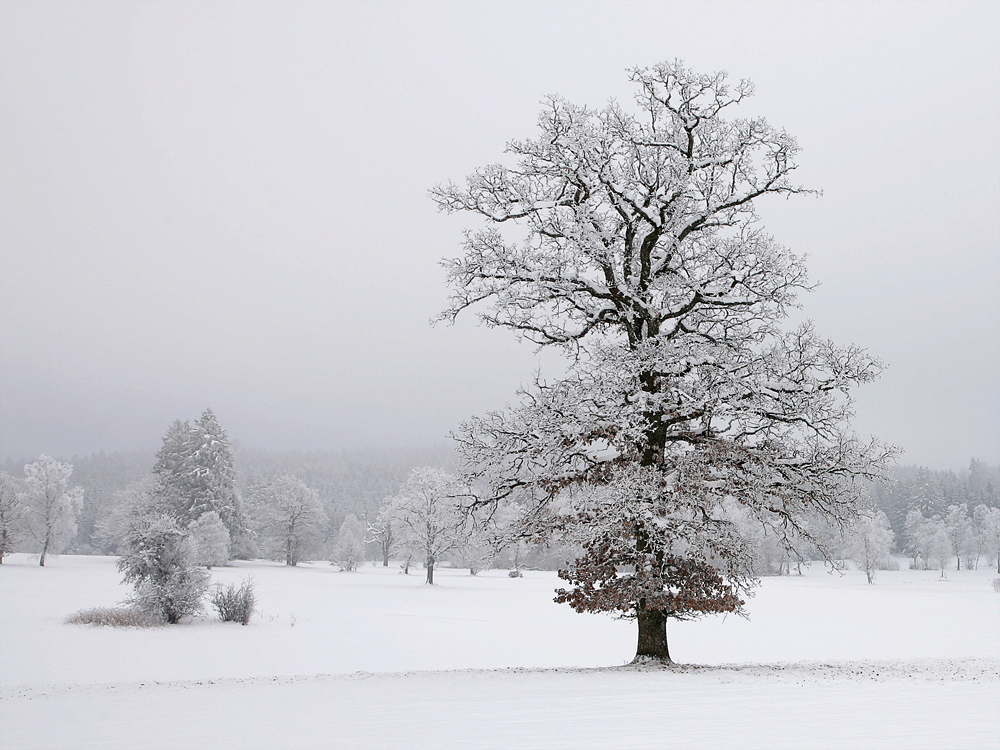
[1,0,997,470]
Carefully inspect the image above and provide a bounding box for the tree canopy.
[433,60,893,661]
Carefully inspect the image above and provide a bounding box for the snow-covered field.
[1,554,997,749]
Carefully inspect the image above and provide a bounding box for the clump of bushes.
[66,606,163,628]
[992,578,1000,593]
[211,576,256,625]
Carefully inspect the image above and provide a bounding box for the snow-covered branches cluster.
[433,61,894,659]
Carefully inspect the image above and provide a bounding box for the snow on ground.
[1,554,998,749]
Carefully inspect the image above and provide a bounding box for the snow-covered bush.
[211,577,256,625]
[118,513,209,624]
[66,606,163,627]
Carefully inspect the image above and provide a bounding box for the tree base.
[629,654,676,667]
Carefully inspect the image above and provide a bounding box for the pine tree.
[152,410,247,554]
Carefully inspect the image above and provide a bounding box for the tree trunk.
[382,547,389,567]
[634,608,672,662]
[426,557,434,585]
[39,535,49,567]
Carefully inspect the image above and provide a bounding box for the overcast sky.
[1,0,997,470]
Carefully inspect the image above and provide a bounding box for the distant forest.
[2,450,997,558]
[1,444,456,557]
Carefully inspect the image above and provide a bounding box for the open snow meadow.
[0,555,997,749]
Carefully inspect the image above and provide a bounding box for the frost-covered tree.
[256,475,327,566]
[845,510,894,584]
[904,509,931,569]
[188,511,230,568]
[22,456,85,566]
[975,504,1000,574]
[332,513,366,571]
[366,507,396,567]
[0,471,26,563]
[433,61,891,661]
[944,504,974,571]
[926,519,953,577]
[152,410,248,549]
[384,467,467,584]
[117,512,209,623]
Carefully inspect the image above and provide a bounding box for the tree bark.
[426,557,435,585]
[634,608,671,662]
[39,535,49,567]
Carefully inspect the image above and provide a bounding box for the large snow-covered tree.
[152,409,247,552]
[22,456,85,566]
[432,61,891,661]
[384,467,468,584]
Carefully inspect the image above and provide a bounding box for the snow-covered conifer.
[152,410,248,549]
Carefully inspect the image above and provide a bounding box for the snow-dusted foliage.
[331,513,366,571]
[0,471,26,563]
[22,456,85,566]
[117,512,209,624]
[188,511,231,569]
[845,510,894,584]
[252,474,327,566]
[152,410,248,554]
[382,467,468,584]
[432,61,892,660]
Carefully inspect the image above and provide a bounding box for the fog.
[1,0,997,469]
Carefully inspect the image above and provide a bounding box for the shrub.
[992,578,1000,593]
[211,576,256,625]
[66,606,163,627]
[118,514,209,624]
